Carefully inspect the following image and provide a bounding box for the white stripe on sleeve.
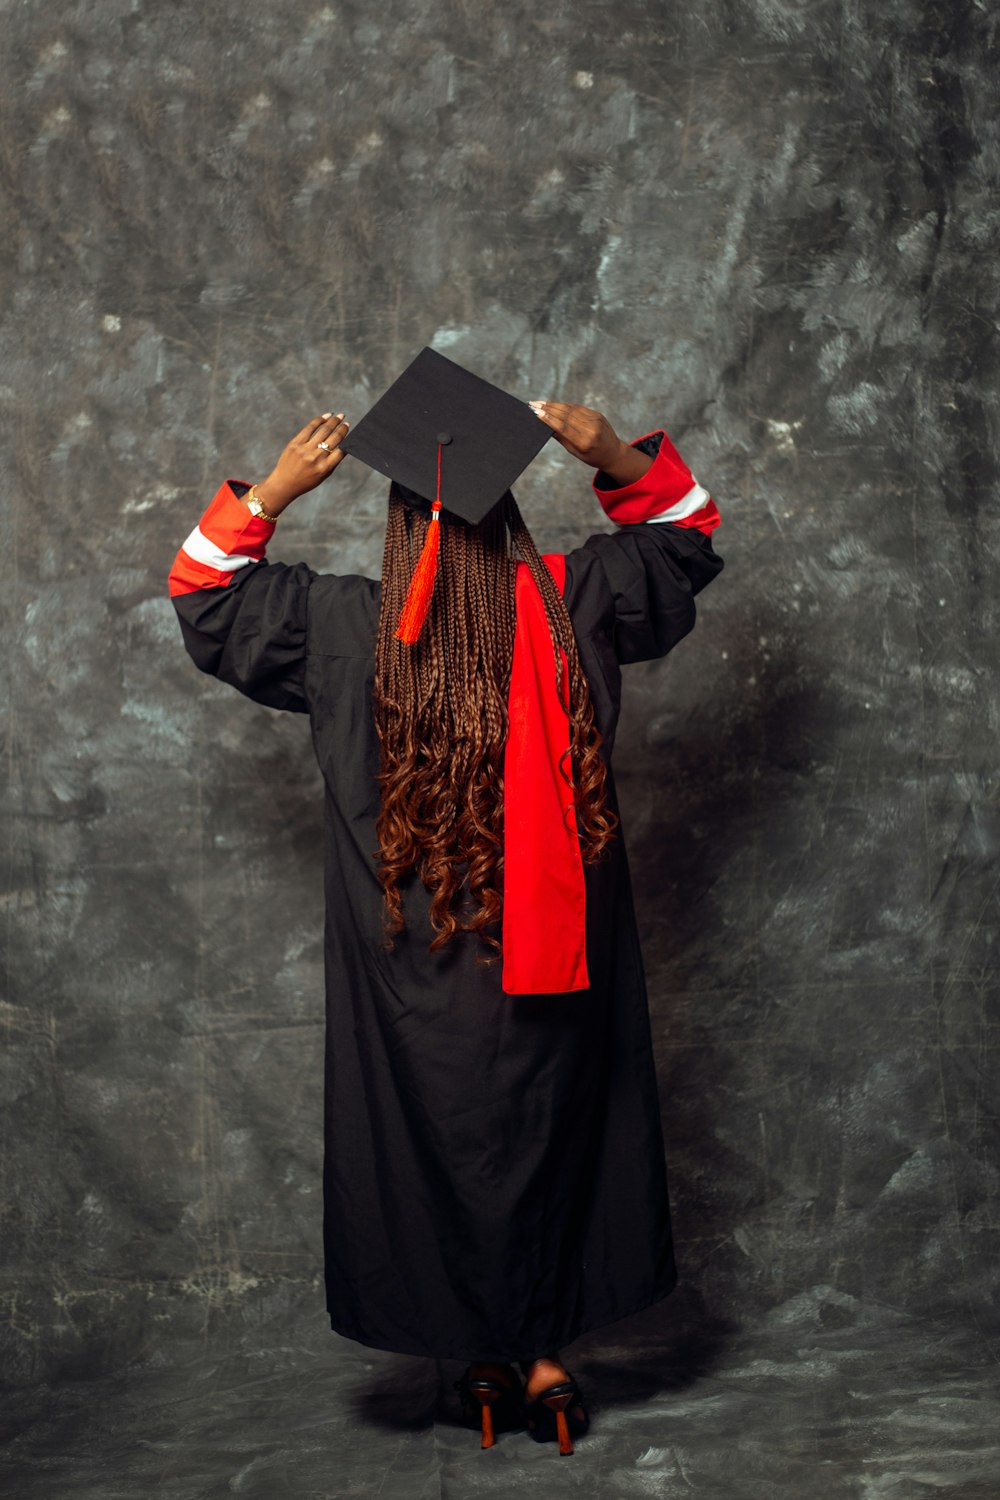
[644,480,712,524]
[179,525,257,572]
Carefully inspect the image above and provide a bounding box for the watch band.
[246,483,280,523]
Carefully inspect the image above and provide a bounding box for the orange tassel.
[395,439,446,645]
[394,501,442,643]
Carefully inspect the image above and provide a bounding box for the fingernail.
[322,411,333,418]
[529,400,545,411]
[335,412,345,420]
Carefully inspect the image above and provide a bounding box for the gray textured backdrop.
[3,0,998,1484]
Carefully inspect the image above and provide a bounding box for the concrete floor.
[3,1285,997,1498]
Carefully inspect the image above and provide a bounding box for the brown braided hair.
[372,481,619,964]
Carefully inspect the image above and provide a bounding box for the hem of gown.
[325,1264,679,1362]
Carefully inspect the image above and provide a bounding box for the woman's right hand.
[528,401,622,470]
[254,411,351,515]
[528,401,654,487]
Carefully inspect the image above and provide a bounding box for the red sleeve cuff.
[168,479,276,598]
[207,479,277,540]
[593,430,721,534]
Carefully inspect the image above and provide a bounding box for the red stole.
[501,554,589,995]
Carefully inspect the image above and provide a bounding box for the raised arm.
[167,412,351,712]
[529,401,724,664]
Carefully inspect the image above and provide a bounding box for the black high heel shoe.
[453,1362,524,1449]
[521,1368,590,1455]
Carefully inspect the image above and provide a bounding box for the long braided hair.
[372,481,619,964]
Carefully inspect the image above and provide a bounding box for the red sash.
[501,554,589,995]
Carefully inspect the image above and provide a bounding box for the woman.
[167,397,724,1454]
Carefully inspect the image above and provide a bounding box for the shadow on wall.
[615,584,991,1335]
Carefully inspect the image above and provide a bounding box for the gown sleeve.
[167,478,318,714]
[564,427,725,665]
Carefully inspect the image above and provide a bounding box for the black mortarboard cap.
[339,346,552,524]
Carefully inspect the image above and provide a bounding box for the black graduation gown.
[170,439,724,1362]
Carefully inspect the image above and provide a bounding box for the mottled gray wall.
[3,0,998,1390]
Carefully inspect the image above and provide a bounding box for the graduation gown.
[168,429,724,1362]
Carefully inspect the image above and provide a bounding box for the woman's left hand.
[528,401,623,471]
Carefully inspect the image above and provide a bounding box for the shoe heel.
[541,1390,575,1455]
[470,1383,500,1448]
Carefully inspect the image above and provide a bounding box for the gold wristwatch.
[246,483,280,522]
